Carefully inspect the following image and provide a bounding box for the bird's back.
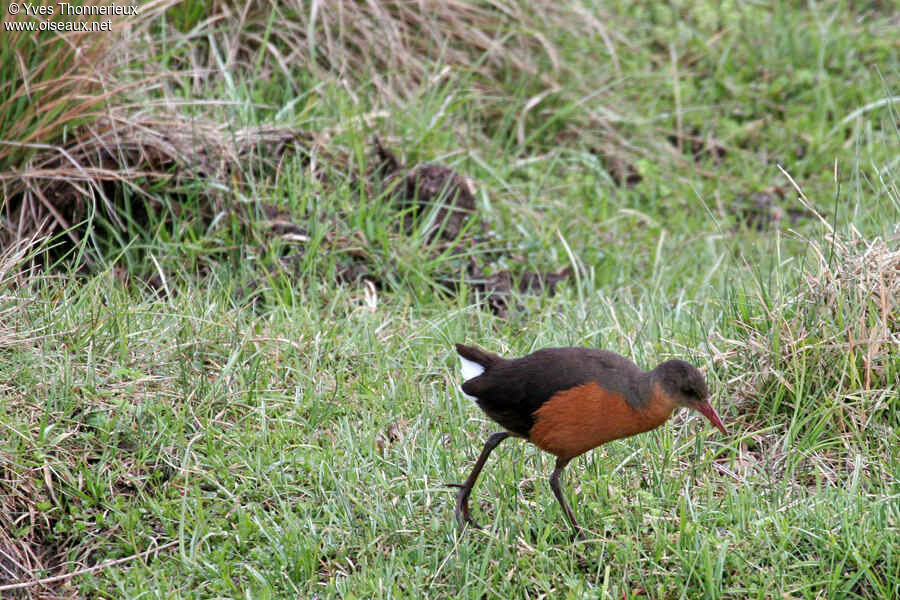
[460,346,645,437]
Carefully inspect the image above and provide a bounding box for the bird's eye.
[681,387,694,397]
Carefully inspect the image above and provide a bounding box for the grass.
[1,1,898,598]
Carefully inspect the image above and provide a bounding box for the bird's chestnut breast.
[528,381,675,461]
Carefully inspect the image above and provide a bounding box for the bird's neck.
[628,372,656,409]
[630,373,677,429]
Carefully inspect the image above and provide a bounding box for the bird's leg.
[451,431,510,531]
[549,458,585,539]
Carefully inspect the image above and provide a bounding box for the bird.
[451,343,727,538]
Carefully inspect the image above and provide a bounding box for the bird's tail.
[455,344,500,381]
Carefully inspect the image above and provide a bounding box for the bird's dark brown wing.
[461,347,644,437]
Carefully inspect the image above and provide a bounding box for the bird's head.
[654,359,727,434]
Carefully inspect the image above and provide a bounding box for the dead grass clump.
[0,0,160,255]
[217,1,621,99]
[0,0,321,264]
[2,107,317,253]
[705,210,898,492]
[192,1,632,156]
[2,1,631,267]
[713,221,899,426]
[0,1,120,173]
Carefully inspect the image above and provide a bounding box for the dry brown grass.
[1,4,111,172]
[2,108,319,252]
[1,0,638,264]
[702,193,899,491]
[0,0,325,259]
[210,1,622,97]
[712,211,899,425]
[180,0,634,152]
[1,0,173,252]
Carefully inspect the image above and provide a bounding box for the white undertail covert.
[459,356,484,400]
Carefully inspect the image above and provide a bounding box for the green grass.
[1,1,898,598]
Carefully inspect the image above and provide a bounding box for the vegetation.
[0,1,897,598]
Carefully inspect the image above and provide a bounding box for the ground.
[0,1,898,598]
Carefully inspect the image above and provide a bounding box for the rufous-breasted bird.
[451,344,727,537]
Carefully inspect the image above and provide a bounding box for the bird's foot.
[449,483,481,531]
[456,511,482,531]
